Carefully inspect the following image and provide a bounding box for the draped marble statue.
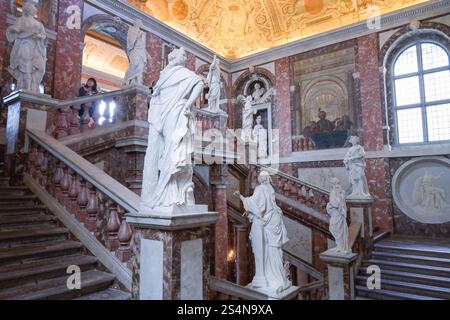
[234,171,292,295]
[124,19,148,86]
[237,95,256,141]
[6,2,47,93]
[140,47,205,211]
[253,115,268,159]
[343,136,371,199]
[204,55,222,113]
[327,177,350,254]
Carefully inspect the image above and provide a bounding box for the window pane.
[394,45,418,76]
[424,70,450,103]
[421,43,450,71]
[395,76,421,106]
[427,104,450,142]
[397,108,424,144]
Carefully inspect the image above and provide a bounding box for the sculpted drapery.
[327,178,350,254]
[140,48,204,210]
[238,171,291,294]
[124,19,148,86]
[6,3,47,93]
[205,55,222,113]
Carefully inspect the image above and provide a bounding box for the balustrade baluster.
[117,213,133,262]
[80,101,93,132]
[53,162,63,200]
[68,171,79,215]
[86,183,98,232]
[69,105,81,136]
[96,192,107,241]
[60,166,70,208]
[55,107,70,139]
[77,178,89,222]
[106,202,120,252]
[40,150,49,188]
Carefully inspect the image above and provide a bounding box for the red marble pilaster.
[212,185,228,279]
[357,34,391,232]
[53,0,84,99]
[234,224,249,285]
[357,34,384,151]
[143,32,162,87]
[186,51,196,72]
[0,0,8,85]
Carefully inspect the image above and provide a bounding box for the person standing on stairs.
[78,78,99,129]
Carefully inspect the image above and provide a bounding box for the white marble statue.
[124,19,149,86]
[234,171,292,295]
[140,47,205,210]
[237,95,256,141]
[343,136,371,199]
[252,83,266,102]
[413,171,447,211]
[253,115,268,159]
[327,177,350,254]
[6,2,47,93]
[204,55,222,113]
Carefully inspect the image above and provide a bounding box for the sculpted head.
[329,177,341,190]
[133,19,143,29]
[23,2,38,16]
[168,47,187,67]
[349,136,360,146]
[258,171,272,185]
[256,115,262,124]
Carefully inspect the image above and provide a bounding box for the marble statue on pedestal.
[343,136,371,199]
[237,95,256,141]
[234,171,292,295]
[253,115,268,159]
[140,47,205,210]
[327,177,350,254]
[124,19,149,86]
[204,55,223,113]
[6,2,47,93]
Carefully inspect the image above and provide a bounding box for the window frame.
[391,40,450,145]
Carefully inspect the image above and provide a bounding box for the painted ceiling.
[127,0,430,59]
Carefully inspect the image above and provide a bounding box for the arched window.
[392,41,450,144]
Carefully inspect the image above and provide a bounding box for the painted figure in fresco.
[6,2,47,93]
[316,110,335,133]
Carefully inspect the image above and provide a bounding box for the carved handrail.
[25,129,140,268]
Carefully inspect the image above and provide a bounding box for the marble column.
[210,164,228,279]
[275,57,293,174]
[357,34,391,232]
[320,250,358,300]
[53,0,84,99]
[0,0,8,85]
[127,210,218,300]
[234,224,249,286]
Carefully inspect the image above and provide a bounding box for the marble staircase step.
[0,186,30,196]
[0,178,10,187]
[358,268,450,289]
[0,240,83,266]
[0,254,98,289]
[0,269,115,300]
[372,251,450,268]
[355,285,442,300]
[0,194,38,205]
[362,259,450,278]
[375,240,450,259]
[0,227,69,246]
[73,288,132,300]
[0,213,57,228]
[0,204,47,215]
[355,276,450,299]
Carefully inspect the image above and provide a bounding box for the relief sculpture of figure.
[413,171,447,211]
[140,47,204,210]
[124,19,149,86]
[204,55,223,113]
[234,171,292,295]
[6,2,47,93]
[343,136,371,199]
[327,178,350,254]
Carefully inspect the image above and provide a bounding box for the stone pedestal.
[3,91,54,184]
[320,249,358,300]
[245,284,300,300]
[126,207,218,300]
[347,197,374,257]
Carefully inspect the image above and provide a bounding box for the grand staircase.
[0,167,130,300]
[356,236,450,300]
